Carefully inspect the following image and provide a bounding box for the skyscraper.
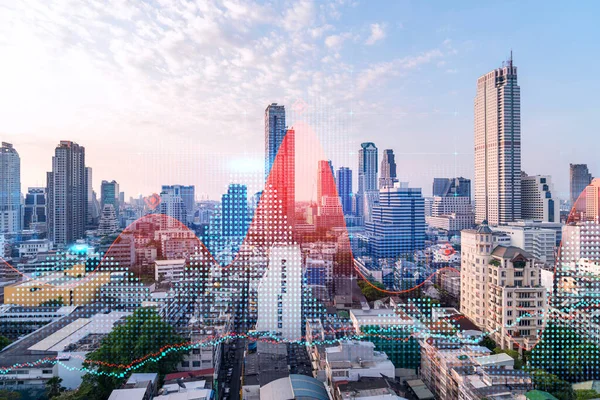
[101,180,120,216]
[379,149,397,189]
[520,173,559,222]
[159,187,188,227]
[358,142,378,193]
[84,167,99,227]
[23,188,46,231]
[47,141,86,246]
[357,142,378,219]
[256,244,302,340]
[474,56,521,225]
[570,163,593,206]
[336,167,353,215]
[222,183,248,239]
[364,184,426,258]
[161,185,195,221]
[0,142,21,233]
[268,127,295,229]
[317,160,336,206]
[432,177,471,199]
[264,103,286,181]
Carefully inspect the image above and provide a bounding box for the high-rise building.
[222,183,248,239]
[432,177,471,199]
[317,160,336,207]
[357,142,378,219]
[336,167,353,215]
[264,103,286,181]
[23,188,46,231]
[584,178,600,221]
[47,141,86,246]
[364,184,426,258]
[159,187,188,227]
[570,163,593,206]
[97,204,119,236]
[379,149,397,189]
[426,196,474,232]
[520,173,559,222]
[101,180,120,216]
[0,143,21,234]
[266,128,295,229]
[84,167,99,227]
[474,56,521,225]
[461,222,545,350]
[161,185,195,220]
[256,244,302,340]
[358,142,378,193]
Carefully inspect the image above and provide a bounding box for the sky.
[1,0,599,201]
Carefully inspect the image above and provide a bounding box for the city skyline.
[1,1,598,200]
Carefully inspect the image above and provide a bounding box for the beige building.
[521,174,559,223]
[460,223,546,351]
[474,57,521,225]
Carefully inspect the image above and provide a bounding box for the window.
[181,361,189,368]
[193,349,200,355]
[193,361,201,368]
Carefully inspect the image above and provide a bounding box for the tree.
[0,335,11,351]
[0,391,21,400]
[529,369,575,400]
[65,307,185,400]
[479,336,497,352]
[46,377,65,398]
[575,390,600,400]
[357,280,387,302]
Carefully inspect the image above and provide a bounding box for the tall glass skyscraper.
[0,142,21,233]
[379,149,397,189]
[101,180,120,216]
[474,56,521,225]
[570,163,593,206]
[336,167,353,215]
[47,141,86,246]
[358,142,378,193]
[264,103,286,181]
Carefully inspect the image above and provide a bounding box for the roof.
[526,390,559,400]
[572,380,600,392]
[473,353,514,367]
[406,379,435,400]
[491,246,532,260]
[260,374,329,400]
[108,388,147,400]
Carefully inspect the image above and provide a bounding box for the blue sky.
[0,0,598,200]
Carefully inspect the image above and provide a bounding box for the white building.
[154,259,186,282]
[325,341,395,384]
[0,142,21,234]
[18,239,52,258]
[256,243,302,340]
[521,174,559,223]
[492,224,557,266]
[474,57,521,225]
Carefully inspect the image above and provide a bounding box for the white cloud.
[324,32,352,49]
[365,23,386,45]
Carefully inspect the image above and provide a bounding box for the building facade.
[474,57,521,225]
[23,187,46,231]
[0,142,21,233]
[47,141,87,246]
[379,149,397,189]
[336,167,353,215]
[265,103,286,181]
[521,173,559,222]
[570,163,593,206]
[433,177,471,199]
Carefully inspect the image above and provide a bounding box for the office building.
[97,204,119,236]
[520,173,559,222]
[364,184,426,258]
[336,167,353,215]
[433,177,471,199]
[221,183,248,240]
[23,187,47,231]
[379,149,397,189]
[492,224,557,266]
[474,56,521,225]
[570,163,593,206]
[101,180,120,216]
[356,142,378,218]
[161,185,195,219]
[256,244,301,340]
[0,142,21,233]
[265,103,286,180]
[426,195,474,231]
[84,167,99,227]
[317,160,336,207]
[263,128,295,231]
[159,186,189,227]
[47,141,87,246]
[584,178,600,221]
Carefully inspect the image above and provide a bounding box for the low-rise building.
[325,341,395,385]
